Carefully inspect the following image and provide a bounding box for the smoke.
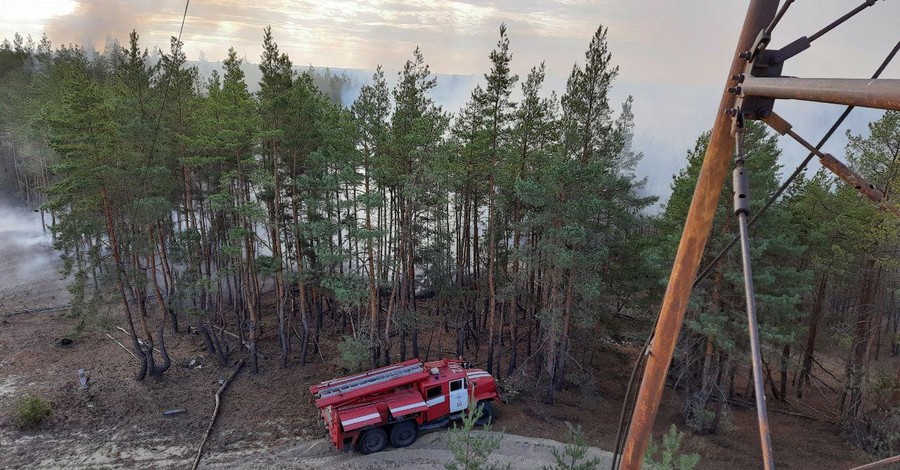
[44,0,159,51]
[0,205,58,289]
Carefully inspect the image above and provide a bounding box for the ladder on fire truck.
[313,360,425,399]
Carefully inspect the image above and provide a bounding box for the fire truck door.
[449,378,468,413]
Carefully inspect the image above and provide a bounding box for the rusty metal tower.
[617,1,900,469]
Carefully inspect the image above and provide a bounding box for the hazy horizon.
[2,0,897,205]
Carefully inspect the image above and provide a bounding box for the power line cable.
[146,0,192,168]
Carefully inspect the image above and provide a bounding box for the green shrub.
[337,335,370,373]
[848,407,900,458]
[446,399,507,470]
[544,426,602,470]
[644,424,700,470]
[12,395,51,429]
[684,400,715,434]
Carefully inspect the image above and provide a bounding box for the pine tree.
[446,399,507,470]
[351,66,391,367]
[110,30,177,379]
[544,427,602,470]
[46,30,179,379]
[839,111,900,419]
[258,26,294,368]
[532,24,653,403]
[384,46,449,363]
[661,121,811,431]
[188,47,262,369]
[504,62,557,376]
[481,23,518,375]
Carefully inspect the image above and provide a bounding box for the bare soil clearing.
[0,309,617,470]
[0,227,874,470]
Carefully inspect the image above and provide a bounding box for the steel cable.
[694,39,900,287]
[765,0,795,36]
[808,0,880,43]
[733,126,776,470]
[611,37,900,470]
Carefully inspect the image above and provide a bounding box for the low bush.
[644,424,701,470]
[544,426,602,470]
[337,335,371,373]
[12,395,51,429]
[846,407,900,458]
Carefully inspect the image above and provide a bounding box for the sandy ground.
[0,310,614,470]
[0,426,613,469]
[205,430,614,469]
[0,208,875,470]
[0,214,614,469]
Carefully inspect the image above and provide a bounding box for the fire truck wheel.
[358,427,387,454]
[390,420,418,448]
[475,401,496,426]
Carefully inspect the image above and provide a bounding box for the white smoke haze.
[44,0,160,51]
[6,0,894,213]
[0,205,68,313]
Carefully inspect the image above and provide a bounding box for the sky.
[1,0,898,204]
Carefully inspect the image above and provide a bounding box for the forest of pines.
[1,23,898,458]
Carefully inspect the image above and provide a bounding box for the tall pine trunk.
[798,275,827,399]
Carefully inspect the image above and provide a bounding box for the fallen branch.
[850,454,900,470]
[706,394,820,421]
[810,353,843,384]
[786,398,838,422]
[218,327,241,340]
[116,326,160,353]
[809,369,840,393]
[105,333,138,360]
[1,304,69,319]
[768,407,818,421]
[219,327,269,360]
[192,360,244,470]
[809,372,832,402]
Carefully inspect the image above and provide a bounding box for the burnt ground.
[0,226,880,469]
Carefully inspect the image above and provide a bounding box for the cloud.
[17,0,900,80]
[35,0,900,85]
[34,0,615,77]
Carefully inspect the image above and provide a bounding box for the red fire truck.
[309,358,501,454]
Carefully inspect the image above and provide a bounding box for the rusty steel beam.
[849,455,900,470]
[742,77,900,111]
[762,111,900,218]
[617,1,779,469]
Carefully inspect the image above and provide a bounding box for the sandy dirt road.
[1,424,613,469]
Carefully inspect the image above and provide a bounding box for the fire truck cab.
[309,358,500,454]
